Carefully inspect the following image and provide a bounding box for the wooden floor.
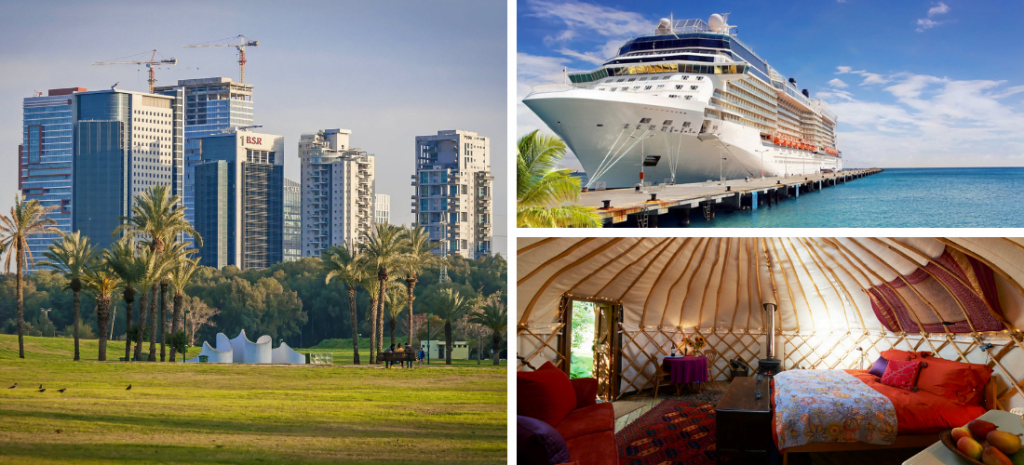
[612,380,730,433]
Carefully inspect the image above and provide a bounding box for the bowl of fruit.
[942,418,1024,465]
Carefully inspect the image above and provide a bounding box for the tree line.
[0,186,507,365]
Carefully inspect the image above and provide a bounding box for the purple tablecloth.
[663,356,708,384]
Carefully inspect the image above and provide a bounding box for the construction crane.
[92,50,178,93]
[183,35,259,83]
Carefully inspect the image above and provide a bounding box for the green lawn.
[0,335,506,464]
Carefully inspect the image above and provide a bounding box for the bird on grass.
[58,388,67,393]
[38,388,46,393]
[7,383,15,389]
[126,384,132,391]
[38,384,43,390]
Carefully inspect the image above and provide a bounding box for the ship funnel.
[802,89,809,98]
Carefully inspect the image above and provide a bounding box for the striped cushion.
[881,359,923,391]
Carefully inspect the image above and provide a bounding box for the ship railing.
[529,83,581,94]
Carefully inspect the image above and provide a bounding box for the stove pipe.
[763,302,778,359]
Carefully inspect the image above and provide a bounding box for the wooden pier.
[578,168,883,227]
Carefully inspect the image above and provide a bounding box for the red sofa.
[518,362,618,465]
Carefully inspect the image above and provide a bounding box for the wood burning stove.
[758,302,781,376]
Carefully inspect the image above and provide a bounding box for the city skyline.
[0,0,507,258]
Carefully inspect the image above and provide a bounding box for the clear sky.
[517,0,1024,170]
[0,0,507,257]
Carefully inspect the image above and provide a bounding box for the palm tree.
[0,195,59,358]
[516,130,602,228]
[324,244,365,364]
[360,275,382,364]
[81,265,121,361]
[37,231,97,361]
[361,223,409,363]
[399,225,439,348]
[148,240,190,361]
[468,291,506,366]
[428,288,474,365]
[105,237,150,362]
[166,256,199,362]
[113,186,201,362]
[385,281,408,349]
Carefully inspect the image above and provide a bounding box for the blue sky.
[0,0,507,257]
[517,0,1024,169]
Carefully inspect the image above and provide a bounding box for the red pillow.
[880,349,931,361]
[881,359,924,391]
[518,362,577,426]
[915,356,993,405]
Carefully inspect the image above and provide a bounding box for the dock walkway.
[578,168,883,227]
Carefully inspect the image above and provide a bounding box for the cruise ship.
[523,13,842,188]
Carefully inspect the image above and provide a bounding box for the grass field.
[0,335,507,464]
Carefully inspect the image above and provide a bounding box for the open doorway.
[569,301,596,379]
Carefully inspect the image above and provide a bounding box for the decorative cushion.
[880,349,931,361]
[518,361,577,426]
[868,356,889,378]
[916,356,993,405]
[570,378,598,409]
[881,359,924,391]
[518,415,571,465]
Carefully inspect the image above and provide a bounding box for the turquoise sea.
[677,167,1024,228]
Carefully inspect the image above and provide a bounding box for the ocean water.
[671,167,1024,228]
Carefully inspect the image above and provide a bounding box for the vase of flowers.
[691,335,706,356]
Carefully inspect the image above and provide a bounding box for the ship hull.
[524,88,842,188]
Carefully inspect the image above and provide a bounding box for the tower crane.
[92,50,178,93]
[183,35,259,83]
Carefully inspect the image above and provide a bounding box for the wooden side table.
[716,376,771,464]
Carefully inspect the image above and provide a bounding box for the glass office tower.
[283,178,301,262]
[72,89,183,252]
[193,131,284,270]
[21,88,85,268]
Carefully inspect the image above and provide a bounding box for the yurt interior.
[516,237,1024,465]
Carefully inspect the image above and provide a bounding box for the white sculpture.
[184,330,304,364]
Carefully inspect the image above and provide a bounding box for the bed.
[772,356,996,465]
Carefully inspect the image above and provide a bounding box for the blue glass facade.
[21,92,78,268]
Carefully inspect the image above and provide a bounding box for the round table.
[663,355,709,392]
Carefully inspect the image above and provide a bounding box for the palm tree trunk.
[16,247,25,359]
[389,317,396,349]
[368,296,377,365]
[492,332,501,366]
[406,277,416,347]
[73,288,81,361]
[477,329,482,365]
[169,293,183,362]
[444,320,453,365]
[135,292,148,361]
[96,296,111,361]
[148,284,157,361]
[159,282,168,362]
[124,291,134,362]
[349,286,359,364]
[377,300,385,357]
[376,271,388,364]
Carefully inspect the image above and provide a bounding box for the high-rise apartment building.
[155,77,254,241]
[374,194,390,225]
[72,89,183,252]
[412,130,492,259]
[298,129,375,258]
[283,178,301,262]
[20,87,86,267]
[193,131,283,270]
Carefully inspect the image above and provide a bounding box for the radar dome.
[656,18,672,34]
[708,14,725,32]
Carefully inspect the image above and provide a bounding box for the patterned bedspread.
[774,369,898,449]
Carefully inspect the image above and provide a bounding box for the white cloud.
[928,2,950,16]
[917,2,950,32]
[556,48,606,65]
[526,0,651,40]
[828,78,849,88]
[836,66,853,74]
[819,70,1024,167]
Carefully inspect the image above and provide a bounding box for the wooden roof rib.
[517,237,1024,409]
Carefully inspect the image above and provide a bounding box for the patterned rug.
[616,400,717,465]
